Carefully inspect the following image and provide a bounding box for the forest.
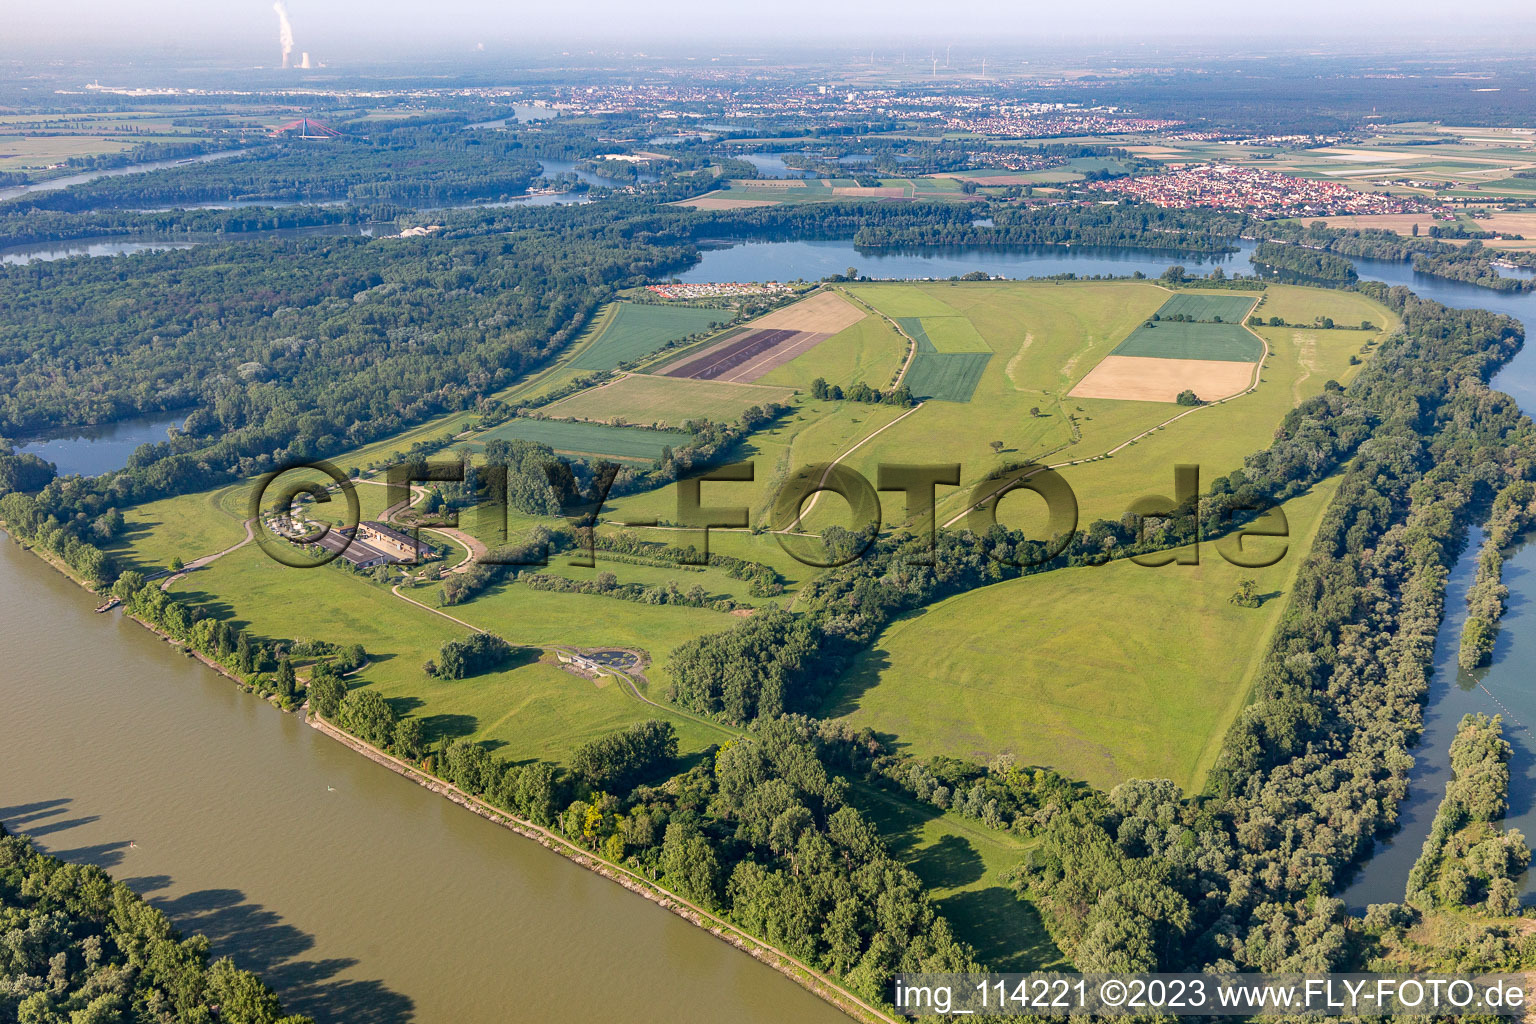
[4,129,542,212]
[0,203,702,515]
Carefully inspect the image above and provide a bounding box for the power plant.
[274,2,296,68]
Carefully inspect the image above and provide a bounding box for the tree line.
[5,128,543,213]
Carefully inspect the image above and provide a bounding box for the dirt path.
[390,584,488,632]
[836,286,920,387]
[159,518,256,590]
[793,401,926,527]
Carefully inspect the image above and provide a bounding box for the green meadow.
[821,474,1344,793]
[471,417,693,462]
[168,541,728,762]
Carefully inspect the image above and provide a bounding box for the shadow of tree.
[420,713,478,744]
[46,840,132,871]
[21,815,101,838]
[0,797,74,827]
[151,888,416,1024]
[912,834,986,889]
[4,802,414,1023]
[816,646,897,721]
[385,695,425,717]
[937,887,1066,972]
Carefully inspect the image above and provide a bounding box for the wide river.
[4,236,1536,1023]
[0,538,849,1023]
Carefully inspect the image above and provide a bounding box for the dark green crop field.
[568,302,731,371]
[1112,321,1265,362]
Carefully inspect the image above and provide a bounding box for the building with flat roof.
[313,521,437,569]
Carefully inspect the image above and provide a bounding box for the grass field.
[1111,320,1265,362]
[598,397,911,535]
[822,474,1344,793]
[470,417,693,462]
[567,302,731,372]
[104,484,251,574]
[546,373,796,428]
[1153,293,1259,323]
[169,543,725,763]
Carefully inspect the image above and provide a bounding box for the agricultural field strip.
[893,316,992,354]
[902,351,991,403]
[567,302,732,372]
[1108,295,1264,363]
[1068,355,1256,404]
[472,417,693,462]
[544,373,797,430]
[641,290,861,376]
[662,327,804,380]
[714,333,833,383]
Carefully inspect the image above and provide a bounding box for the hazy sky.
[9,0,1536,56]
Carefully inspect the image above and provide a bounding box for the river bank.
[0,531,855,1023]
[305,713,896,1024]
[0,523,889,1024]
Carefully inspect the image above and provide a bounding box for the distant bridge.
[269,117,340,139]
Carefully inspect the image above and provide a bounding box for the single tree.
[275,658,296,699]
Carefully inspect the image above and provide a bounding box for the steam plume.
[273,3,295,68]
